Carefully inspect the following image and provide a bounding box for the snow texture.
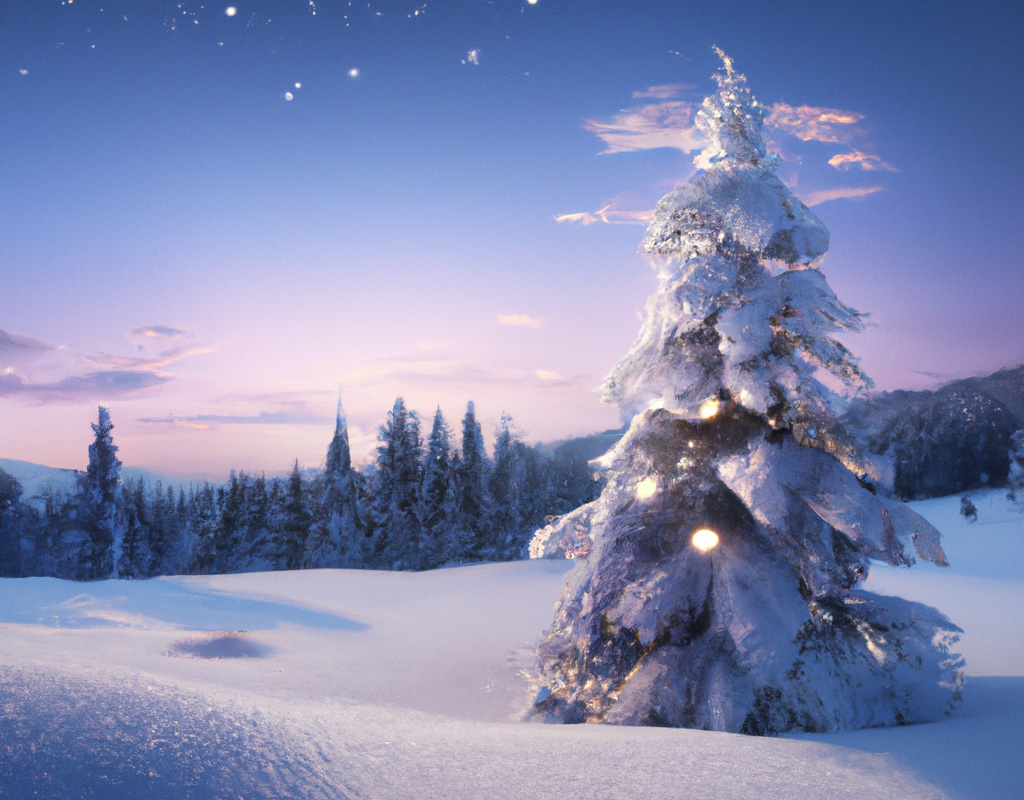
[530,51,961,733]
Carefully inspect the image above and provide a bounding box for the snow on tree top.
[603,50,867,432]
[642,49,828,265]
[641,169,829,266]
[694,47,771,170]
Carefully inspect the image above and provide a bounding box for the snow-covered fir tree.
[77,406,124,580]
[530,51,962,733]
[486,414,545,559]
[420,406,473,568]
[214,471,247,572]
[370,397,424,569]
[148,482,184,576]
[279,460,310,570]
[186,483,219,574]
[304,394,364,568]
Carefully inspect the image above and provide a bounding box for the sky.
[1,0,1022,481]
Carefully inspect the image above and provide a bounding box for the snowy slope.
[0,492,1021,799]
[0,458,78,504]
[0,457,187,509]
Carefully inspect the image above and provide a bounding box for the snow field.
[0,491,1021,798]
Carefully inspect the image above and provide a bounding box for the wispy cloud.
[554,202,652,226]
[0,329,54,355]
[827,150,899,172]
[497,314,544,329]
[138,411,330,428]
[343,351,589,392]
[565,87,896,232]
[632,83,693,100]
[129,325,189,340]
[583,101,704,155]
[766,103,864,144]
[0,369,171,403]
[87,345,216,372]
[801,185,886,207]
[0,325,213,405]
[767,104,896,175]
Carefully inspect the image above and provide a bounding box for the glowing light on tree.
[634,477,657,499]
[691,528,719,552]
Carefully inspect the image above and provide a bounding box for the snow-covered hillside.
[1,491,1021,798]
[0,458,78,506]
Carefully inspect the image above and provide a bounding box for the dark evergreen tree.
[77,406,123,580]
[186,483,218,574]
[1009,429,1024,505]
[0,468,29,577]
[486,415,525,558]
[146,481,173,576]
[117,478,151,578]
[543,441,605,517]
[370,397,424,569]
[305,395,364,568]
[278,461,310,570]
[457,400,489,549]
[420,406,470,568]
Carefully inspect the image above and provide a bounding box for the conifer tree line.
[0,400,602,580]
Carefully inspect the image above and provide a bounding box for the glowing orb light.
[348,67,360,78]
[284,92,294,101]
[699,398,720,419]
[635,477,658,500]
[691,528,720,552]
[225,6,237,16]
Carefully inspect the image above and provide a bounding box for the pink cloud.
[828,150,899,172]
[767,103,864,144]
[583,101,704,155]
[497,314,544,329]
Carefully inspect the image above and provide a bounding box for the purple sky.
[2,1,1021,480]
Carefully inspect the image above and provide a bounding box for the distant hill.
[844,365,1023,499]
[0,459,78,506]
[0,458,192,510]
[539,428,626,462]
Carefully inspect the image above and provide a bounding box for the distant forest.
[0,400,607,580]
[3,366,1023,581]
